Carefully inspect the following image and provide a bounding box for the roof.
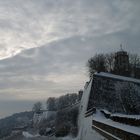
[95,72,140,84]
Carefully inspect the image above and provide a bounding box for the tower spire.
[120,44,123,51]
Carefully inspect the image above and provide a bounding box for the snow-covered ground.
[22,131,40,138]
[78,115,106,140]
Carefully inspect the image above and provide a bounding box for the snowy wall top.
[95,72,140,84]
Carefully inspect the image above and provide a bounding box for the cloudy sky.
[0,0,140,118]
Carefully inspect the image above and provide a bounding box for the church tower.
[114,45,130,76]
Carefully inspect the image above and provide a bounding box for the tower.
[114,45,130,76]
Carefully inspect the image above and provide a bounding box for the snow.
[95,72,140,84]
[78,79,93,130]
[101,109,140,119]
[101,109,111,115]
[79,115,106,140]
[93,110,140,136]
[22,131,40,138]
[60,136,77,140]
[77,80,106,140]
[111,113,140,119]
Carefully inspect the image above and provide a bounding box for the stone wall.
[87,73,140,114]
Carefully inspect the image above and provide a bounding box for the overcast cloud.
[0,0,140,118]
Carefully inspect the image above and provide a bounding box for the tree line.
[32,92,82,112]
[87,52,140,77]
[32,92,82,137]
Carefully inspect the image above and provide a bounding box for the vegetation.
[32,102,43,112]
[37,93,81,137]
[55,106,79,137]
[116,83,140,114]
[87,52,140,78]
[46,93,81,111]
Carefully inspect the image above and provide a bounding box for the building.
[114,46,130,76]
[113,46,140,79]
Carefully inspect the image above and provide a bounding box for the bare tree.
[129,53,140,67]
[46,97,56,111]
[32,102,43,112]
[87,54,106,77]
[116,82,140,114]
[105,53,115,72]
[129,54,140,77]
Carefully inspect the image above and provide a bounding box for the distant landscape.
[0,111,33,139]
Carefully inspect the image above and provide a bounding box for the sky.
[0,0,140,118]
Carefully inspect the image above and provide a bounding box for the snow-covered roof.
[95,72,140,84]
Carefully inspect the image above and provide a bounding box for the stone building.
[114,47,130,76]
[113,46,140,79]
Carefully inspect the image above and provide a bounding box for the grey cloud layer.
[0,0,139,58]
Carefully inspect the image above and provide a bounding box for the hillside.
[0,111,33,139]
